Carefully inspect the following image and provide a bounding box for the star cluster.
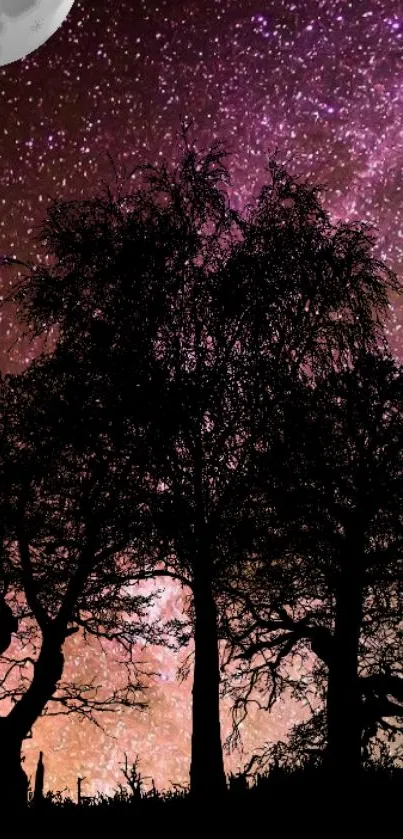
[1,0,403,796]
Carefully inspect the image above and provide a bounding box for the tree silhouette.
[225,352,403,788]
[33,751,44,806]
[10,132,402,800]
[0,584,18,655]
[0,359,161,808]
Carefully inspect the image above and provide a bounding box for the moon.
[0,0,75,67]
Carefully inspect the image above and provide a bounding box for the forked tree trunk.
[190,571,226,799]
[325,571,363,788]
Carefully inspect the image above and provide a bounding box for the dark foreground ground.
[19,768,403,831]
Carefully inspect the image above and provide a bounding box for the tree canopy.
[2,133,402,801]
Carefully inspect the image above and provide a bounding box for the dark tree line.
[0,131,402,806]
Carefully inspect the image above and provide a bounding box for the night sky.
[1,0,403,798]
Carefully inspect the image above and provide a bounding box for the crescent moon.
[0,0,75,67]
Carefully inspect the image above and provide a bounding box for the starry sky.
[1,0,403,798]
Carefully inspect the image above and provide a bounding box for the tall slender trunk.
[190,570,226,799]
[33,751,45,806]
[325,570,363,788]
[0,633,64,808]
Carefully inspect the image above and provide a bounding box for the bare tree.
[120,753,150,800]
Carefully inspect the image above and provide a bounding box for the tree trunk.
[8,634,64,738]
[33,751,45,806]
[0,633,64,808]
[190,572,226,800]
[325,571,363,789]
[0,722,28,808]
